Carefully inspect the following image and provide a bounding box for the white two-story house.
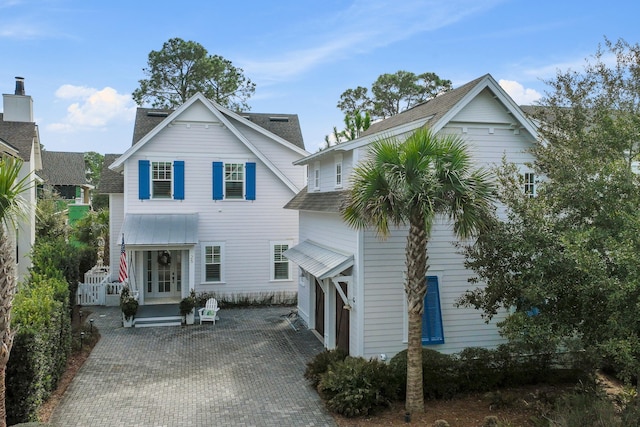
[284,74,539,358]
[104,93,308,305]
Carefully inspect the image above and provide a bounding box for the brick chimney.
[3,76,34,122]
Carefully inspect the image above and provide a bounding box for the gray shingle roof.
[284,186,347,212]
[0,113,37,162]
[39,151,87,186]
[360,74,488,137]
[132,108,305,150]
[98,153,123,194]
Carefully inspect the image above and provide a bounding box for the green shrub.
[390,348,459,400]
[318,356,398,417]
[545,391,620,426]
[457,347,502,392]
[304,348,348,388]
[7,273,71,425]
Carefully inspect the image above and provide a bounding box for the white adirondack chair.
[198,298,220,325]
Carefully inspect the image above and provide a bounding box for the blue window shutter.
[212,162,223,200]
[173,160,185,200]
[138,160,150,200]
[245,162,256,200]
[422,276,444,345]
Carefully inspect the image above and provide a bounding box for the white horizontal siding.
[118,113,305,298]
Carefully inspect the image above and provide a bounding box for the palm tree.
[342,127,495,414]
[0,157,32,427]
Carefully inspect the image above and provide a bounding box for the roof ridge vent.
[269,116,289,122]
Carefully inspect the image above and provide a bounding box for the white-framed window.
[271,241,292,281]
[313,162,320,191]
[225,163,244,199]
[523,172,537,197]
[152,161,172,198]
[202,242,225,283]
[334,154,343,188]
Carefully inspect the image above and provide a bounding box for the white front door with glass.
[145,250,182,301]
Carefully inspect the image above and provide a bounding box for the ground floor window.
[271,241,292,281]
[202,242,224,283]
[422,275,444,345]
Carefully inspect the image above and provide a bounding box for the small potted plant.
[179,290,197,325]
[120,287,138,327]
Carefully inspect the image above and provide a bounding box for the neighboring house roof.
[39,151,88,186]
[0,113,40,164]
[111,93,308,194]
[284,186,346,213]
[97,153,124,194]
[131,108,305,150]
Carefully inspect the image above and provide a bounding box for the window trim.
[270,240,293,281]
[334,154,343,189]
[201,242,225,284]
[151,161,173,199]
[522,171,537,197]
[313,161,320,191]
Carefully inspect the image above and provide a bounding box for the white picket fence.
[76,264,122,306]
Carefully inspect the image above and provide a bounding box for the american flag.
[118,234,128,282]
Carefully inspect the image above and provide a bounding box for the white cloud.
[499,79,541,105]
[242,0,504,84]
[48,85,136,133]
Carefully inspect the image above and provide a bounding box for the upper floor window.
[212,162,256,201]
[335,154,343,188]
[152,162,172,198]
[138,160,184,200]
[523,172,537,197]
[313,161,320,191]
[225,163,244,199]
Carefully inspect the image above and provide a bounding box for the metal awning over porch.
[283,240,353,280]
[121,214,198,245]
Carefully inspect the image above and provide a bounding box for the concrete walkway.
[48,306,336,427]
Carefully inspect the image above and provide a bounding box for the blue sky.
[1,0,639,154]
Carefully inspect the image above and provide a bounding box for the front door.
[145,250,182,301]
[314,278,325,337]
[335,281,350,353]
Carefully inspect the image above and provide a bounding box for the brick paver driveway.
[49,306,336,427]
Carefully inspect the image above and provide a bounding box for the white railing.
[77,263,123,306]
[84,263,110,285]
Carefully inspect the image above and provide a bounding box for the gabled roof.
[97,153,123,194]
[131,108,305,150]
[111,93,308,194]
[39,151,88,186]
[295,74,540,165]
[0,113,39,163]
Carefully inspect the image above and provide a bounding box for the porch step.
[134,316,182,328]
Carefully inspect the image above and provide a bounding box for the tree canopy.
[132,38,256,111]
[337,71,452,119]
[457,38,640,383]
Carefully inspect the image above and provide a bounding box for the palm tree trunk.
[404,212,428,414]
